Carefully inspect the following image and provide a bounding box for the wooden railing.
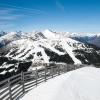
[0,64,84,100]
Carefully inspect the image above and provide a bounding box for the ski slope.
[61,38,82,64]
[21,67,100,100]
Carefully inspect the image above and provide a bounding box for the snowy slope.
[69,32,100,47]
[0,30,100,65]
[0,32,21,47]
[0,29,100,67]
[5,38,65,63]
[21,67,100,100]
[61,39,81,64]
[3,37,83,64]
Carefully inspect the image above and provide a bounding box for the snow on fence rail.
[0,64,84,100]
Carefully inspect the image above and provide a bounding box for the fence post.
[44,66,47,82]
[51,66,53,78]
[35,68,38,86]
[8,78,12,100]
[74,65,76,70]
[58,66,60,75]
[21,72,25,94]
[63,65,65,73]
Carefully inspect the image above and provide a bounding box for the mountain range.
[0,29,100,80]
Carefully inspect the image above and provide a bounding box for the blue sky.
[0,0,100,32]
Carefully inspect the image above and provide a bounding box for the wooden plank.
[24,73,35,77]
[11,80,21,87]
[24,71,33,75]
[24,76,35,82]
[0,79,8,85]
[25,81,36,87]
[25,83,36,89]
[11,77,21,84]
[10,73,21,80]
[24,78,36,84]
[0,83,9,90]
[37,77,45,81]
[25,84,36,90]
[37,80,45,84]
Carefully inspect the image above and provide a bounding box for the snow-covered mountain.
[69,32,100,47]
[0,29,100,79]
[0,29,100,65]
[0,31,22,47]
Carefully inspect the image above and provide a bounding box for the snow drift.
[21,67,100,100]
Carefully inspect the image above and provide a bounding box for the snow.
[5,34,84,64]
[0,32,21,44]
[2,63,14,69]
[39,41,65,55]
[69,32,98,38]
[28,65,45,71]
[21,67,100,100]
[61,38,82,64]
[7,37,65,62]
[0,70,7,75]
[42,29,56,39]
[42,29,61,39]
[2,29,99,65]
[31,47,49,63]
[8,68,14,72]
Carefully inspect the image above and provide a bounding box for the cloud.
[0,3,47,15]
[0,15,21,20]
[0,8,22,20]
[0,24,14,27]
[0,8,20,29]
[0,24,14,30]
[55,0,65,12]
[0,9,11,15]
[0,3,47,30]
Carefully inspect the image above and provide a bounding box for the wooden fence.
[0,64,84,100]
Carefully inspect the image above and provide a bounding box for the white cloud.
[0,15,20,20]
[0,3,47,15]
[55,0,65,12]
[0,8,19,29]
[0,3,47,30]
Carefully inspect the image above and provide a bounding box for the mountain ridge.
[0,29,100,78]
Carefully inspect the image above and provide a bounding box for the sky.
[0,0,100,32]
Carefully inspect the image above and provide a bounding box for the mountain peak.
[42,29,58,39]
[43,29,54,33]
